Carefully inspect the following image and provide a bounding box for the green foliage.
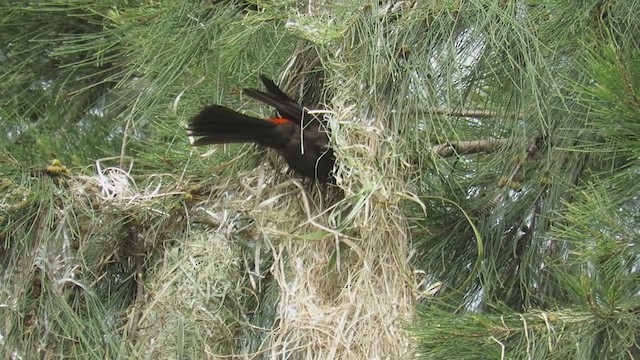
[1,0,639,359]
[1,1,291,358]
[405,1,640,358]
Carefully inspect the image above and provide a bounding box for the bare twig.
[432,138,508,158]
[429,107,504,118]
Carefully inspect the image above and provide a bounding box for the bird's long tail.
[187,105,277,146]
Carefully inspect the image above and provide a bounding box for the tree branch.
[431,138,508,158]
[429,107,502,118]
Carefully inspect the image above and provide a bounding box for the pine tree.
[1,1,638,359]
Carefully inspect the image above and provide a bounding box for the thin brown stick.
[429,107,502,118]
[431,138,508,158]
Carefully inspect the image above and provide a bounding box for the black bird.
[187,75,335,183]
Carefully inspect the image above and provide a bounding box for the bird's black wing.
[243,75,311,125]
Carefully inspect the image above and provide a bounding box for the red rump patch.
[267,117,291,125]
